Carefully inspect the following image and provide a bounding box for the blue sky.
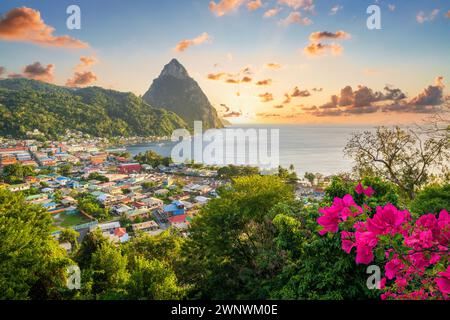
[0,0,449,124]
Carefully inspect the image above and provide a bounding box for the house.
[67,180,81,189]
[164,200,185,216]
[154,189,169,197]
[42,202,57,211]
[112,204,133,215]
[26,193,48,203]
[132,220,159,233]
[140,197,164,211]
[194,196,210,205]
[61,196,76,207]
[113,228,130,243]
[127,208,150,221]
[168,214,189,230]
[91,221,121,233]
[90,153,107,165]
[7,183,30,192]
[118,163,142,174]
[0,155,17,167]
[102,227,130,243]
[97,193,114,205]
[55,176,70,186]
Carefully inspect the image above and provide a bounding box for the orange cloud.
[309,30,351,42]
[209,0,245,17]
[0,7,88,48]
[207,72,227,80]
[226,78,240,84]
[303,42,343,56]
[247,0,262,11]
[279,11,312,26]
[291,86,311,97]
[259,92,274,102]
[75,56,98,72]
[263,7,281,18]
[274,104,284,109]
[256,79,272,86]
[241,76,252,83]
[264,62,282,70]
[278,0,314,11]
[175,32,212,52]
[446,10,450,18]
[66,71,98,88]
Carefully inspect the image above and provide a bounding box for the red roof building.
[168,214,188,224]
[118,163,142,174]
[114,228,127,238]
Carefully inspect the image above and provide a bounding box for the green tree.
[89,243,130,299]
[2,163,34,184]
[134,150,171,167]
[57,163,73,177]
[182,175,294,299]
[126,256,186,300]
[59,229,80,251]
[410,183,450,216]
[345,126,449,200]
[304,172,315,186]
[87,172,109,183]
[0,189,71,299]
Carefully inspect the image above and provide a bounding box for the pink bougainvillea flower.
[436,266,450,295]
[341,231,356,254]
[385,258,405,280]
[355,182,364,195]
[354,231,378,264]
[379,277,386,289]
[408,252,430,272]
[355,243,374,264]
[366,204,409,235]
[395,278,408,290]
[317,208,340,235]
[363,186,375,198]
[340,194,363,219]
[355,183,375,198]
[438,210,450,245]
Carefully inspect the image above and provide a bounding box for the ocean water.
[126,124,375,176]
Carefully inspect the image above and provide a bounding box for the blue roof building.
[163,200,185,216]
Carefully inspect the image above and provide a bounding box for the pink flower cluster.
[317,183,449,300]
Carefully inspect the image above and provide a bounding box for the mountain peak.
[143,60,223,129]
[160,58,189,80]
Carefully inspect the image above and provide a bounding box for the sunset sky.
[0,0,449,124]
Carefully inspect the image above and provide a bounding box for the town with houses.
[0,135,327,253]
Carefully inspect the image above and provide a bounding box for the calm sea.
[126,124,375,176]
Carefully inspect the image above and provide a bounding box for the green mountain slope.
[0,78,187,139]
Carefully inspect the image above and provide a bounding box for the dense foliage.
[1,173,448,300]
[0,189,71,299]
[0,78,187,139]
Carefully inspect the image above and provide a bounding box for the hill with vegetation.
[0,78,187,139]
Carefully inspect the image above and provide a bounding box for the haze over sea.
[126,124,375,176]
